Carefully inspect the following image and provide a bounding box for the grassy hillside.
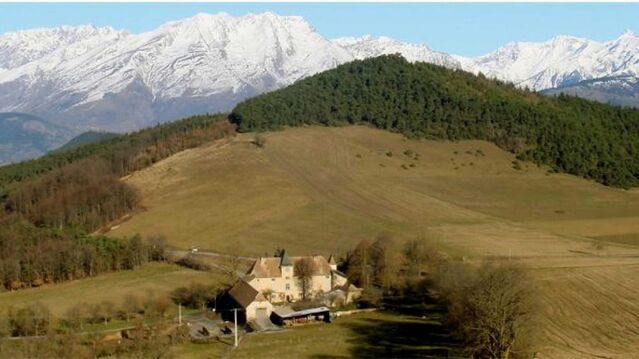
[110,126,639,358]
[112,126,639,254]
[0,263,215,318]
[231,55,639,188]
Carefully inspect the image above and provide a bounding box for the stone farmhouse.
[222,251,361,321]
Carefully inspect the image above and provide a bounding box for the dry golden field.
[0,263,217,318]
[109,126,639,358]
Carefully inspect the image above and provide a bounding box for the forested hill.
[0,114,234,290]
[230,55,639,188]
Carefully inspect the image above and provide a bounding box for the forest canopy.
[231,55,639,188]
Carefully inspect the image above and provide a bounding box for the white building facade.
[245,251,349,302]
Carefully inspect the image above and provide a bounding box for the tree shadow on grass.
[344,315,461,358]
[312,286,465,359]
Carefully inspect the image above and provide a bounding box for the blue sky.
[1,3,638,56]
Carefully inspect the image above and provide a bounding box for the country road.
[168,248,256,261]
[167,248,254,278]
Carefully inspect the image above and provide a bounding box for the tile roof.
[228,280,268,308]
[247,255,333,278]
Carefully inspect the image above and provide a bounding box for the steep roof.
[328,254,336,265]
[248,257,282,278]
[280,250,291,266]
[228,280,268,308]
[247,254,333,278]
[292,256,332,276]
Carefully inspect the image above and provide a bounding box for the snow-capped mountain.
[0,12,355,132]
[0,12,638,165]
[0,25,127,70]
[334,35,461,69]
[458,30,639,91]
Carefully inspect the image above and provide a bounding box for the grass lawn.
[0,263,219,318]
[170,341,229,358]
[172,311,459,359]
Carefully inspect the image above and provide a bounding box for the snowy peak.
[617,29,637,40]
[121,11,351,99]
[0,25,126,69]
[460,31,639,90]
[0,12,350,104]
[334,35,461,68]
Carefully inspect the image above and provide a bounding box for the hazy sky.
[1,3,638,56]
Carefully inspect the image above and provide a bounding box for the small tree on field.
[8,303,51,336]
[294,258,314,301]
[122,294,141,322]
[154,296,172,320]
[253,134,266,148]
[147,234,167,261]
[65,303,89,330]
[97,301,116,326]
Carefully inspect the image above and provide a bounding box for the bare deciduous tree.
[347,239,373,288]
[122,294,141,323]
[294,258,315,301]
[437,263,537,359]
[223,244,245,286]
[371,235,398,292]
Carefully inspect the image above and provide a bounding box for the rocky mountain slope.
[542,75,639,107]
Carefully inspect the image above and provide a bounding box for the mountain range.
[0,112,72,164]
[1,12,638,164]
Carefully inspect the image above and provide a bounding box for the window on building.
[271,278,275,281]
[285,283,290,290]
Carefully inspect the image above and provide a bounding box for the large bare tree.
[294,258,315,301]
[437,263,537,359]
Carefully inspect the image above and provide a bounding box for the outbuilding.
[271,306,331,326]
[222,280,273,322]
